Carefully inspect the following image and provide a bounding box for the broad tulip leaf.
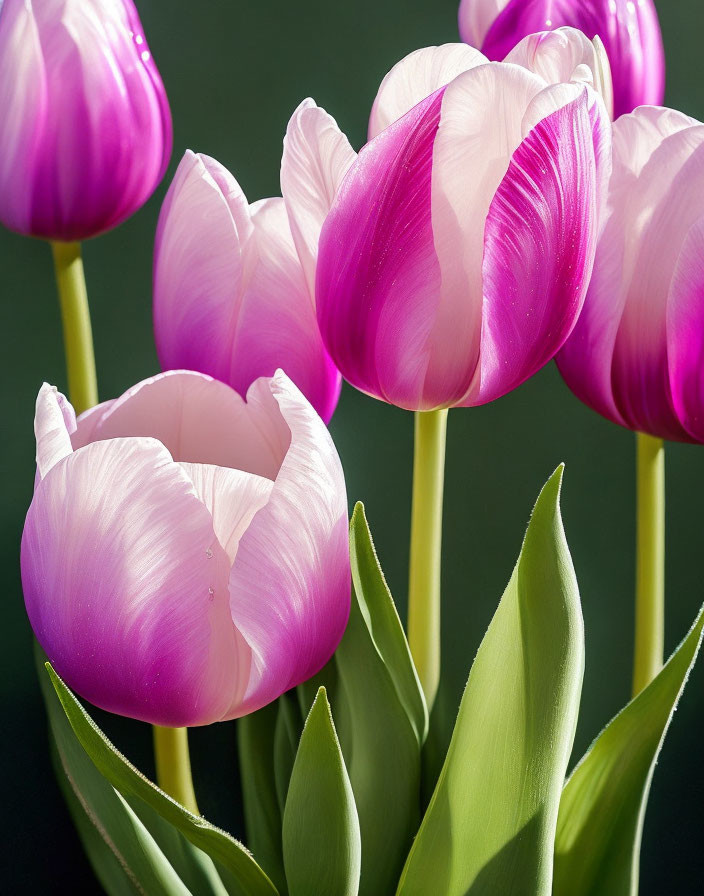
[332,503,426,894]
[554,603,704,895]
[274,693,300,815]
[38,646,228,896]
[282,687,361,896]
[397,466,584,896]
[46,662,279,896]
[238,703,286,893]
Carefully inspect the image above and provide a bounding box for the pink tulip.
[21,371,350,726]
[558,107,704,443]
[458,0,664,118]
[153,100,354,423]
[0,0,172,241]
[316,40,611,412]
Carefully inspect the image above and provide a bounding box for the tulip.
[557,106,704,696]
[21,371,350,727]
[317,38,611,414]
[153,100,354,423]
[0,0,172,241]
[457,0,664,118]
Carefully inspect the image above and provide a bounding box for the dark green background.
[2,0,702,890]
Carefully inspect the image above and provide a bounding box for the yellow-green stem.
[50,241,98,416]
[407,408,448,711]
[153,726,200,815]
[632,432,665,696]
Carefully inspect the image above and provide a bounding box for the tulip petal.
[317,91,444,409]
[227,197,342,423]
[22,437,246,727]
[428,63,545,406]
[227,372,350,717]
[281,99,356,298]
[368,44,487,140]
[466,87,607,405]
[72,370,290,481]
[153,151,254,386]
[35,384,76,480]
[457,0,508,49]
[667,217,704,442]
[504,27,613,117]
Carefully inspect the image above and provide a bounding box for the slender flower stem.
[50,241,98,416]
[153,726,200,814]
[632,432,665,697]
[407,408,449,711]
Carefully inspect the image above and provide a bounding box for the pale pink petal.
[35,384,76,480]
[227,372,350,717]
[72,399,116,448]
[316,91,444,410]
[426,63,545,406]
[458,0,509,48]
[230,198,342,423]
[281,99,356,298]
[21,437,247,727]
[368,44,488,139]
[504,27,613,117]
[178,463,273,565]
[667,217,704,442]
[73,370,290,480]
[153,151,253,386]
[465,87,608,405]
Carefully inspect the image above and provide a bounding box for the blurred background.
[2,0,702,891]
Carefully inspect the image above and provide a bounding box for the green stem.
[632,432,665,696]
[407,408,448,711]
[153,726,200,814]
[50,241,98,415]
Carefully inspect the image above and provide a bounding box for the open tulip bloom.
[9,0,704,891]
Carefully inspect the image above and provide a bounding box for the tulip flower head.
[558,107,704,443]
[458,0,664,118]
[21,372,350,726]
[0,0,172,241]
[316,36,611,412]
[153,100,353,423]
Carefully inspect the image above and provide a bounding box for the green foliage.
[43,652,278,896]
[397,466,585,896]
[554,604,704,895]
[282,688,361,896]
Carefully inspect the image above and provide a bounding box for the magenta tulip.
[0,0,172,241]
[458,0,664,119]
[316,40,611,412]
[21,371,350,726]
[153,100,354,423]
[558,107,704,443]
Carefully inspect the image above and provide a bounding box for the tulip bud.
[316,41,611,412]
[458,0,664,118]
[0,0,172,241]
[154,100,353,423]
[21,372,350,726]
[558,107,704,444]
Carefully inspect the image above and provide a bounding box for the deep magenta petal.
[317,91,445,410]
[0,0,172,240]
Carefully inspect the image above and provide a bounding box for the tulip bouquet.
[4,0,704,893]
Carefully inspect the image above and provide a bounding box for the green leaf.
[332,503,425,894]
[282,687,361,896]
[45,661,279,896]
[238,703,287,894]
[349,503,428,745]
[38,644,227,896]
[397,466,584,896]
[554,603,704,895]
[274,693,301,816]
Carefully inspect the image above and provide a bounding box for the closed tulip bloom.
[21,371,350,726]
[154,100,354,423]
[558,107,704,443]
[0,0,172,241]
[316,39,611,412]
[458,0,664,118]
